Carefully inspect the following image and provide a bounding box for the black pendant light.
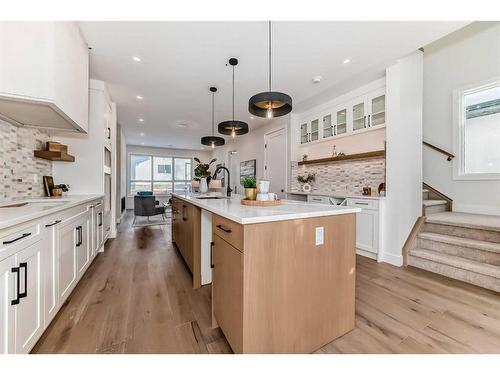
[201,87,225,148]
[249,21,292,119]
[218,58,249,138]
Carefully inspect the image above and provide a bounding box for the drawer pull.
[2,232,31,245]
[210,241,215,269]
[19,262,27,299]
[11,267,20,305]
[45,220,61,227]
[216,224,232,233]
[354,202,369,206]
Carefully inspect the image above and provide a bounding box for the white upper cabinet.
[298,85,385,146]
[0,22,89,133]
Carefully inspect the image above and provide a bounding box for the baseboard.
[378,251,403,267]
[453,203,500,216]
[356,248,377,260]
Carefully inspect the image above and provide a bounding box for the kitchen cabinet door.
[76,215,90,278]
[322,114,333,138]
[352,98,367,132]
[355,209,379,255]
[58,220,78,303]
[310,119,319,142]
[300,123,308,144]
[335,108,347,136]
[368,91,386,128]
[42,218,61,327]
[14,238,44,353]
[0,256,15,354]
[212,234,243,353]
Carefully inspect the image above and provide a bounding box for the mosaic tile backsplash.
[290,157,386,196]
[0,120,52,201]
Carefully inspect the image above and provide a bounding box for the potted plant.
[297,172,316,193]
[193,157,217,193]
[241,176,257,200]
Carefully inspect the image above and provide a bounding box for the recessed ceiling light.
[140,132,144,137]
[137,118,144,123]
[177,123,188,128]
[136,95,143,100]
[312,75,322,84]
[343,59,351,64]
[132,56,142,62]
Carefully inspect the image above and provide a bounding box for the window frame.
[128,152,193,196]
[453,77,500,181]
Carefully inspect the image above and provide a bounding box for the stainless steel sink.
[195,196,228,200]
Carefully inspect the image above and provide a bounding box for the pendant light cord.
[212,91,215,135]
[232,64,235,121]
[268,20,272,92]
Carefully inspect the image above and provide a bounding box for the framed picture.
[43,176,55,197]
[240,159,256,184]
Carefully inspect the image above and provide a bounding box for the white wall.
[383,51,424,266]
[210,117,291,193]
[125,144,211,208]
[423,22,500,215]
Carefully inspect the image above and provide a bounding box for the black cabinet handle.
[98,212,103,227]
[182,206,187,221]
[19,262,27,299]
[210,241,215,269]
[107,127,111,139]
[79,226,83,246]
[45,220,61,227]
[3,232,31,245]
[75,226,81,247]
[11,267,20,305]
[216,224,231,233]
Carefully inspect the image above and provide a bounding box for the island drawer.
[212,214,244,251]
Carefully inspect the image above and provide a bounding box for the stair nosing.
[423,200,448,207]
[417,232,500,253]
[409,248,500,278]
[425,217,500,233]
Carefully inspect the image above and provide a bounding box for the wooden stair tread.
[418,232,500,253]
[423,199,447,207]
[426,212,500,232]
[409,248,500,279]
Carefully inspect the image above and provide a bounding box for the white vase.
[302,183,312,193]
[199,177,208,193]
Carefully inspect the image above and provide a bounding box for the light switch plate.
[315,226,324,246]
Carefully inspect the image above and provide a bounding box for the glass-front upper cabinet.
[352,100,366,131]
[322,114,333,138]
[336,108,347,135]
[300,123,308,144]
[310,119,319,142]
[370,94,385,127]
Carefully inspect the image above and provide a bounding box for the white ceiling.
[78,21,467,150]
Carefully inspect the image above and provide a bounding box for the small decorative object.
[378,182,386,196]
[199,178,209,193]
[241,198,282,206]
[192,180,200,188]
[257,179,270,194]
[362,187,372,196]
[302,154,308,162]
[241,176,257,200]
[43,176,55,197]
[257,193,269,201]
[338,152,346,157]
[52,187,63,197]
[332,145,337,157]
[240,159,256,183]
[297,172,316,192]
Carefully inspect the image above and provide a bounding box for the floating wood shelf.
[298,150,385,166]
[34,150,75,162]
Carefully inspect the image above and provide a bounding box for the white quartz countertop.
[172,193,361,225]
[286,191,386,200]
[0,195,104,230]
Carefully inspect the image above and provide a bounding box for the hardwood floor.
[33,211,500,354]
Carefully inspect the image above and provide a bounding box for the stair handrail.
[423,141,455,161]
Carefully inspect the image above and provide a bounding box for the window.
[454,79,500,180]
[129,154,192,195]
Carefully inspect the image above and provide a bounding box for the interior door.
[264,128,287,199]
[0,256,15,354]
[14,239,43,353]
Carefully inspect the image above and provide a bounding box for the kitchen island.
[171,193,360,353]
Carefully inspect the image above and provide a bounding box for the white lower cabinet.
[0,198,103,354]
[13,239,44,354]
[0,256,15,354]
[347,198,384,261]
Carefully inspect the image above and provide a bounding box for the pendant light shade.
[218,58,249,137]
[248,21,292,119]
[201,87,225,148]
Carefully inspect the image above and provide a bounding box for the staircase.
[408,211,500,293]
[422,184,451,215]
